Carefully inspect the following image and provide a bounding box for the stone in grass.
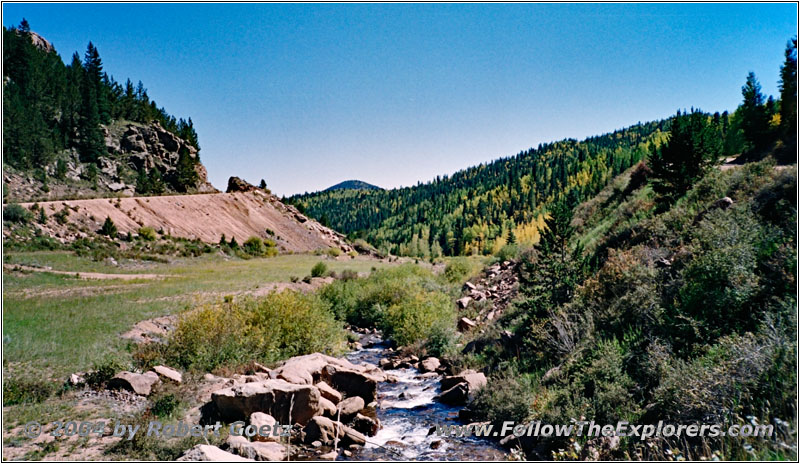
[108,371,160,396]
[153,365,182,383]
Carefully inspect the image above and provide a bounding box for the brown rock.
[440,370,487,392]
[436,382,470,405]
[226,435,286,461]
[211,379,321,425]
[177,444,253,461]
[108,371,160,396]
[419,357,440,373]
[337,396,365,422]
[352,413,380,436]
[315,381,342,404]
[458,317,477,332]
[249,412,279,443]
[153,365,182,383]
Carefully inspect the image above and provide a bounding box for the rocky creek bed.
[342,339,505,460]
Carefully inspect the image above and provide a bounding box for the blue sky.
[3,3,797,195]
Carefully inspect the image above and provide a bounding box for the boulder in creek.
[315,381,342,404]
[419,357,440,373]
[351,413,380,436]
[436,382,470,405]
[326,368,380,404]
[303,416,366,447]
[107,371,160,396]
[249,412,279,443]
[177,444,253,461]
[226,435,287,461]
[274,352,372,385]
[319,396,338,418]
[336,396,365,422]
[211,379,321,425]
[440,369,487,392]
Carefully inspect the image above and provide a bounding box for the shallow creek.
[341,340,506,461]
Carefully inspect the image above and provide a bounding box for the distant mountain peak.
[325,180,382,191]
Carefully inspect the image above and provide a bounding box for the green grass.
[3,252,396,378]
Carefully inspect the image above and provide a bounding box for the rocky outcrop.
[4,120,217,203]
[227,177,258,193]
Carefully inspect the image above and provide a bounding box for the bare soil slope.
[20,190,352,253]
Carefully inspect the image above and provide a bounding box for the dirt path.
[3,263,169,280]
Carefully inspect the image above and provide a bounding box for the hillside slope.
[291,120,672,256]
[16,190,352,253]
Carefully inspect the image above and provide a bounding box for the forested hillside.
[3,19,205,198]
[291,39,796,259]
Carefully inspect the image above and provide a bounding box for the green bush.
[243,236,267,256]
[162,291,345,372]
[3,377,55,406]
[3,203,32,223]
[470,370,535,424]
[311,261,328,278]
[383,291,455,346]
[85,357,128,388]
[150,393,181,419]
[443,257,474,283]
[326,247,342,257]
[495,243,520,262]
[138,226,157,241]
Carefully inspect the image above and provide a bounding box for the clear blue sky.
[3,3,797,195]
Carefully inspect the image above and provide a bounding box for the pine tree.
[259,179,267,189]
[135,167,150,194]
[100,216,117,237]
[648,110,722,206]
[779,38,797,147]
[740,72,772,153]
[149,169,165,194]
[173,147,198,192]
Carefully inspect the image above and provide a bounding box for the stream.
[341,337,506,461]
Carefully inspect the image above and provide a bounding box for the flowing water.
[341,339,506,461]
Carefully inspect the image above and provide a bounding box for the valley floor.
[2,251,408,460]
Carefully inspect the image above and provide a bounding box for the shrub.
[163,291,345,372]
[3,203,32,223]
[150,393,181,419]
[311,261,328,278]
[100,216,118,237]
[243,236,267,256]
[444,257,474,283]
[320,264,430,327]
[85,358,127,388]
[495,243,519,262]
[339,269,359,281]
[382,291,455,346]
[138,226,157,241]
[3,377,55,406]
[54,207,70,225]
[470,370,535,424]
[326,247,342,257]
